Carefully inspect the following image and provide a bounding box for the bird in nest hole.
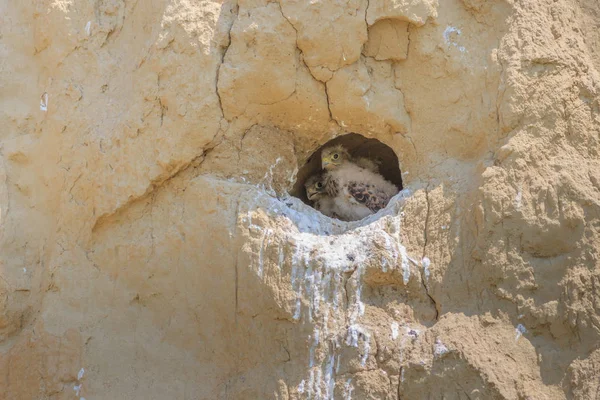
[305,145,398,221]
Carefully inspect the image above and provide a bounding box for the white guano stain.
[344,378,354,400]
[515,189,522,209]
[297,380,305,393]
[40,93,48,112]
[434,338,449,358]
[422,257,431,282]
[240,186,417,396]
[391,321,399,340]
[515,324,527,341]
[443,26,467,53]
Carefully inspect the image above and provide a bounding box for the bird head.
[321,145,349,170]
[304,173,328,201]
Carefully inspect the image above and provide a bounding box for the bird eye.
[333,154,339,160]
[317,182,323,188]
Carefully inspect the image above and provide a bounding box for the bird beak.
[322,156,331,169]
[306,190,317,200]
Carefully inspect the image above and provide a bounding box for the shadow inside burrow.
[289,133,404,207]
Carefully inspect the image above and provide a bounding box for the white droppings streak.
[515,324,527,341]
[443,26,467,53]
[391,322,399,340]
[324,352,336,399]
[309,327,319,367]
[344,378,354,400]
[443,26,461,43]
[85,21,91,36]
[362,336,370,366]
[314,368,323,399]
[346,324,370,366]
[40,93,48,111]
[305,263,315,322]
[298,380,306,393]
[77,368,85,380]
[257,229,273,278]
[293,289,303,321]
[381,232,398,272]
[278,245,284,270]
[434,339,449,358]
[239,188,417,395]
[259,157,284,195]
[515,190,523,209]
[422,257,431,282]
[401,244,410,284]
[332,270,341,311]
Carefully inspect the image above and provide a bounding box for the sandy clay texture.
[1,0,600,398]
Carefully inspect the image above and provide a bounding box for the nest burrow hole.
[290,133,404,207]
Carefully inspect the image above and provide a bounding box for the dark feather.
[346,181,390,212]
[325,176,339,197]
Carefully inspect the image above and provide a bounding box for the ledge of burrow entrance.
[235,179,437,396]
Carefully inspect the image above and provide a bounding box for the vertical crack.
[404,133,418,156]
[324,82,334,121]
[277,0,338,125]
[406,23,412,59]
[237,123,255,162]
[158,98,165,127]
[397,369,402,399]
[157,73,165,127]
[215,2,239,121]
[421,186,439,320]
[148,192,156,263]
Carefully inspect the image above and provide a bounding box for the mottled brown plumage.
[304,172,339,219]
[320,145,398,221]
[346,181,390,212]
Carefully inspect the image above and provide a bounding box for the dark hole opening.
[290,133,403,208]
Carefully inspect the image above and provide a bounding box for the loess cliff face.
[1,0,600,399]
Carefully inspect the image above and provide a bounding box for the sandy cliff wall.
[1,0,600,398]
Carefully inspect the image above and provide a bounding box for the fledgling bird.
[304,172,339,219]
[354,156,380,173]
[321,145,398,221]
